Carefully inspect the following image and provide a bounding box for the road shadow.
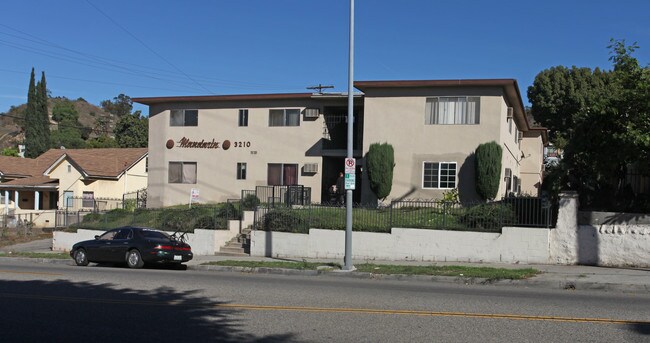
[630,323,650,335]
[0,279,299,342]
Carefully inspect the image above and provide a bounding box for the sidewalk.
[2,239,649,294]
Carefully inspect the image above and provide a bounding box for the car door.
[86,229,118,262]
[110,228,133,262]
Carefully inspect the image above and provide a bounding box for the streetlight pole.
[343,0,355,271]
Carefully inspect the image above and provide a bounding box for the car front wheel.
[126,249,144,269]
[74,249,89,266]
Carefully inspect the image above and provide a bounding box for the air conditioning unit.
[507,107,513,120]
[304,108,320,118]
[303,163,318,173]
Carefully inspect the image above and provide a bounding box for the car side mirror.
[95,235,100,240]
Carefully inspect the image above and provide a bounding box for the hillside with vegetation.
[0,97,116,150]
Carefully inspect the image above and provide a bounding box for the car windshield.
[141,230,169,239]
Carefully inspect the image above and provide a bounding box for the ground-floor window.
[422,162,457,189]
[237,162,247,180]
[82,191,95,208]
[267,163,298,186]
[168,162,197,184]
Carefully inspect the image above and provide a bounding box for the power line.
[0,24,306,90]
[84,0,215,95]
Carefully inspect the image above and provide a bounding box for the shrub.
[242,194,261,210]
[366,142,395,199]
[262,208,308,233]
[462,203,515,232]
[475,141,503,201]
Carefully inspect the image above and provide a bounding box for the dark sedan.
[70,226,193,268]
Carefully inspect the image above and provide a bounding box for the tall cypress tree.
[24,68,40,158]
[36,71,51,153]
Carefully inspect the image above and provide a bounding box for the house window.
[425,97,480,125]
[63,191,73,208]
[269,109,300,127]
[267,163,298,186]
[422,162,457,189]
[237,162,247,180]
[168,162,197,184]
[67,165,72,173]
[170,109,198,126]
[82,191,94,208]
[239,109,249,127]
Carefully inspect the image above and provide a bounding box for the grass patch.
[355,264,539,280]
[205,260,539,280]
[204,260,341,270]
[0,252,69,259]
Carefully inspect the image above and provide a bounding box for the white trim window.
[238,109,249,127]
[168,162,197,184]
[269,109,300,127]
[170,109,198,126]
[82,191,94,208]
[422,162,457,189]
[425,97,480,125]
[237,162,247,180]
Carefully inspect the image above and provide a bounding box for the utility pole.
[307,84,334,93]
[343,0,355,271]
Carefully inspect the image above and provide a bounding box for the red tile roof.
[0,148,147,180]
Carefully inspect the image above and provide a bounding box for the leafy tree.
[51,99,79,123]
[365,142,395,199]
[24,68,47,158]
[86,135,118,148]
[101,94,133,117]
[528,39,649,211]
[115,111,148,148]
[50,128,86,149]
[474,141,502,201]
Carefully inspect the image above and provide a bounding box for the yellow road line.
[217,304,650,326]
[0,292,647,326]
[0,269,63,276]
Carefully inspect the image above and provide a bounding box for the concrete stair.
[217,227,250,256]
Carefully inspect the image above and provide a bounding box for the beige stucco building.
[135,79,547,208]
[1,148,148,226]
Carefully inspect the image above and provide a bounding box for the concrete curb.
[3,256,648,294]
[189,264,650,294]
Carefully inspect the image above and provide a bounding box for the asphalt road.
[0,260,648,342]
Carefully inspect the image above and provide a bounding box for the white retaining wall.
[550,191,650,267]
[250,226,551,264]
[53,220,240,255]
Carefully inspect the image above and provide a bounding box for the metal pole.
[343,0,355,271]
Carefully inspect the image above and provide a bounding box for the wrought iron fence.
[241,185,311,207]
[123,188,147,210]
[253,196,557,233]
[64,197,124,212]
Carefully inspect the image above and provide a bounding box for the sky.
[1,0,649,115]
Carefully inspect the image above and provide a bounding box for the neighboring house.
[0,148,148,220]
[134,79,547,207]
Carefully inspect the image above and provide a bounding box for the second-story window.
[425,97,480,125]
[239,109,249,127]
[269,109,300,127]
[170,109,198,126]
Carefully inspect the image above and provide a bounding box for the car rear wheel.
[74,249,89,266]
[126,249,144,269]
